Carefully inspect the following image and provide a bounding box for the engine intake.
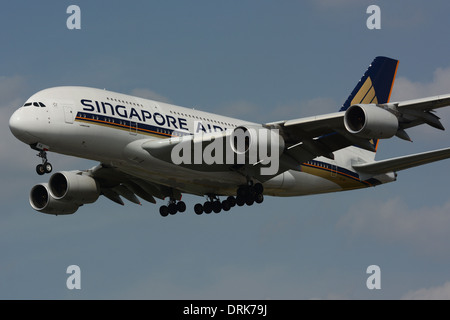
[344,104,399,139]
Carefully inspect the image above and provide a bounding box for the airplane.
[8,56,450,217]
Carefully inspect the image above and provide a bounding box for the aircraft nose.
[9,108,38,144]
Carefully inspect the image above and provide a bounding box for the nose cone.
[9,108,39,144]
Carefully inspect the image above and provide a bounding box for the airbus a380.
[9,56,450,217]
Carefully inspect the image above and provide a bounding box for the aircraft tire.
[44,162,53,174]
[222,200,231,211]
[177,201,186,213]
[254,183,263,195]
[203,201,212,214]
[236,195,245,206]
[212,201,222,213]
[36,164,45,175]
[227,196,236,207]
[194,203,203,215]
[159,205,169,217]
[255,193,264,204]
[168,203,177,215]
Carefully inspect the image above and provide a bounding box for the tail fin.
[340,56,399,111]
[340,56,399,154]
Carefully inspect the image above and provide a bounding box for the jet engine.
[344,104,399,139]
[29,171,100,215]
[30,183,79,215]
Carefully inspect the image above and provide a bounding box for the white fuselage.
[9,86,396,198]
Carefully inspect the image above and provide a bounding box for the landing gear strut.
[35,149,52,175]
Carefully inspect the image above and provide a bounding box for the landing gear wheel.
[212,201,222,213]
[176,201,186,213]
[253,183,264,195]
[255,193,264,204]
[36,164,46,175]
[194,203,204,215]
[227,196,236,207]
[203,201,212,214]
[44,162,53,174]
[159,205,169,217]
[168,203,178,215]
[236,195,245,206]
[222,200,231,211]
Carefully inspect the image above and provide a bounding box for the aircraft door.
[63,105,74,124]
[330,159,337,178]
[129,121,138,135]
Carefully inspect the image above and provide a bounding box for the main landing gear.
[35,149,52,175]
[159,199,186,217]
[193,183,264,216]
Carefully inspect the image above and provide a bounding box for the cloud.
[337,197,450,255]
[391,66,450,101]
[402,281,450,300]
[129,88,171,103]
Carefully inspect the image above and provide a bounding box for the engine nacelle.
[49,171,100,204]
[344,104,399,139]
[229,125,285,159]
[29,183,79,215]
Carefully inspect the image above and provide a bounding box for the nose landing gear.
[35,149,52,175]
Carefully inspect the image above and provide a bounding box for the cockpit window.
[24,101,46,108]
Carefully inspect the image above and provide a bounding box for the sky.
[2,0,450,300]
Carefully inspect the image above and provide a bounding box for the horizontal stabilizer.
[353,147,450,175]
